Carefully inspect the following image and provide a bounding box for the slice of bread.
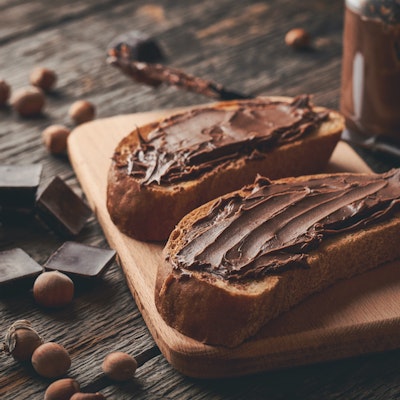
[155,170,400,347]
[107,96,343,241]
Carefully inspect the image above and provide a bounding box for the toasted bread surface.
[107,97,343,241]
[155,171,400,347]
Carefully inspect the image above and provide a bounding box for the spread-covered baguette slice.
[107,95,343,241]
[155,169,400,347]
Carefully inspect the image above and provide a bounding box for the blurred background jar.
[340,0,400,154]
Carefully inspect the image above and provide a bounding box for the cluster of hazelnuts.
[1,272,138,399]
[0,67,96,155]
[3,319,138,400]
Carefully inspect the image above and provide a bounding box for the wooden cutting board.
[68,108,400,378]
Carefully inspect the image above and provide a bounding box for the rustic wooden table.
[1,0,400,399]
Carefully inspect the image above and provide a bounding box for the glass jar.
[340,0,400,150]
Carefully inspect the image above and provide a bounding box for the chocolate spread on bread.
[173,170,400,281]
[114,96,327,186]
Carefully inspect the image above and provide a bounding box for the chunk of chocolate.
[0,164,42,214]
[107,30,164,63]
[44,241,116,278]
[0,248,43,287]
[35,176,92,237]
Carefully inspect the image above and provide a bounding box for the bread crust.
[107,97,343,241]
[155,172,400,347]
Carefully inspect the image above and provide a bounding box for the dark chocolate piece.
[35,176,92,237]
[0,248,43,286]
[44,241,116,278]
[0,164,42,214]
[107,30,165,63]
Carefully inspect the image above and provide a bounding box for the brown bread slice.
[107,96,343,241]
[155,170,400,347]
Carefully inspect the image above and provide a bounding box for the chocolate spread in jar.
[113,95,327,186]
[340,0,400,146]
[172,170,400,281]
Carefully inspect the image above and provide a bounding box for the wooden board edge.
[163,318,400,378]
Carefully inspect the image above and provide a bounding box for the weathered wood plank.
[1,0,400,398]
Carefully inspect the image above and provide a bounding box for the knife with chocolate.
[106,30,252,101]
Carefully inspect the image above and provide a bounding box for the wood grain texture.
[1,0,400,398]
[68,109,400,378]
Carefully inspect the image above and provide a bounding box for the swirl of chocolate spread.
[173,169,400,281]
[117,95,327,186]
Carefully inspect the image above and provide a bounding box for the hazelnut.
[44,378,80,400]
[11,86,45,117]
[285,28,311,49]
[3,320,43,361]
[70,393,106,400]
[32,342,71,378]
[69,100,96,125]
[101,351,138,381]
[42,125,71,154]
[33,271,74,308]
[30,67,57,92]
[0,79,11,106]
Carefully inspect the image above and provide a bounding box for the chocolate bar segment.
[44,241,116,278]
[0,248,43,287]
[0,164,42,214]
[35,176,92,237]
[107,30,165,63]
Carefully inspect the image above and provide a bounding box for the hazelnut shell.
[3,320,43,361]
[69,100,96,125]
[285,28,311,49]
[30,67,57,92]
[44,378,80,400]
[31,342,71,378]
[11,86,45,117]
[33,271,74,308]
[102,351,137,381]
[42,125,71,154]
